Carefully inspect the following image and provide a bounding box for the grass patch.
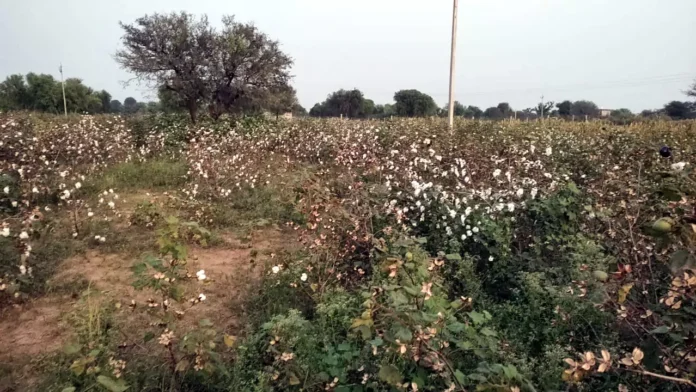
[83,159,188,194]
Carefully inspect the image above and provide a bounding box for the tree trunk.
[187,100,198,124]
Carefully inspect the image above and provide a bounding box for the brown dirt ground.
[0,227,297,367]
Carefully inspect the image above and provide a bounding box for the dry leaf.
[618,283,634,304]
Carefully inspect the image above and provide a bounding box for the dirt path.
[0,227,297,391]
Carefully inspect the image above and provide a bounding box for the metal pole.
[59,64,67,116]
[447,0,458,131]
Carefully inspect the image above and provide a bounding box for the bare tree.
[115,12,292,123]
[207,16,292,119]
[115,12,215,123]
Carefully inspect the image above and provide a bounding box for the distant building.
[281,112,293,120]
[599,109,612,117]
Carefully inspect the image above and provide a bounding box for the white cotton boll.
[671,162,687,171]
[19,265,27,275]
[530,145,536,154]
[461,234,467,240]
[11,201,17,207]
[198,293,206,301]
[196,270,207,281]
[19,231,29,240]
[1,227,9,237]
[300,273,308,282]
[32,187,39,193]
[516,188,524,198]
[108,201,115,209]
[507,203,515,212]
[493,169,501,178]
[531,188,538,199]
[545,147,552,156]
[75,182,82,189]
[3,186,9,194]
[472,227,479,233]
[272,265,280,274]
[99,236,106,243]
[489,256,495,261]
[87,211,94,217]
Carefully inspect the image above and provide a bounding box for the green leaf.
[468,311,485,325]
[69,359,86,376]
[175,359,190,372]
[468,373,487,382]
[63,343,82,355]
[288,372,301,385]
[335,387,350,392]
[480,327,497,337]
[502,365,520,379]
[445,253,462,261]
[369,337,384,347]
[454,370,466,384]
[96,375,129,392]
[143,331,155,343]
[447,322,466,333]
[378,364,402,385]
[403,285,420,296]
[355,325,372,340]
[389,290,409,306]
[393,325,413,342]
[650,325,670,334]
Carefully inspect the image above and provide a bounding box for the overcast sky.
[1,0,694,112]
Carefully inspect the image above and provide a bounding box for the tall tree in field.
[96,90,112,113]
[393,89,437,117]
[116,13,215,122]
[483,106,503,119]
[207,16,292,118]
[116,12,292,123]
[465,105,483,119]
[0,74,30,110]
[533,100,554,117]
[26,73,61,113]
[110,100,123,113]
[309,89,371,118]
[571,100,599,118]
[123,97,139,114]
[556,100,572,117]
[496,102,514,118]
[264,86,299,119]
[664,101,694,120]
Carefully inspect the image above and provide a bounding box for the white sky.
[1,0,694,111]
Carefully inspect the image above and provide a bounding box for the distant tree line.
[0,73,113,114]
[308,81,696,122]
[0,72,171,116]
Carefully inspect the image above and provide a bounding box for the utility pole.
[447,0,459,132]
[59,64,67,116]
